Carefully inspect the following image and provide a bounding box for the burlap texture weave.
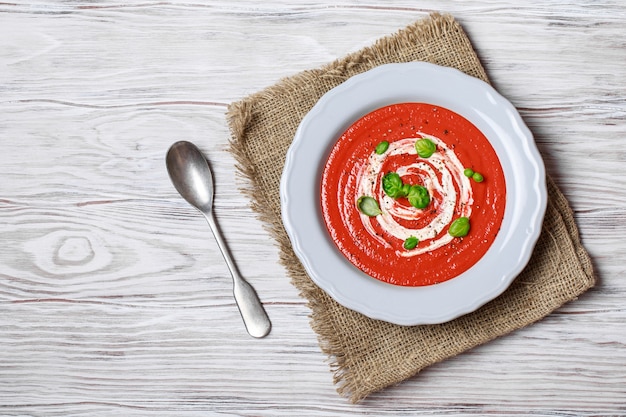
[227,13,595,402]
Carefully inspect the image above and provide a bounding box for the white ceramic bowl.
[280,62,547,326]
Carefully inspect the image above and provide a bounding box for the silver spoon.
[166,140,271,338]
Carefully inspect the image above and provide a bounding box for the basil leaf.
[357,196,382,216]
[415,138,436,158]
[449,217,470,237]
[407,185,430,209]
[472,172,484,182]
[403,236,419,250]
[375,141,389,155]
[382,172,408,199]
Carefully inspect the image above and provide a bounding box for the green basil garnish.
[407,185,430,209]
[403,236,419,250]
[449,217,470,237]
[472,172,484,182]
[357,196,382,216]
[382,172,408,199]
[415,138,436,158]
[375,141,389,155]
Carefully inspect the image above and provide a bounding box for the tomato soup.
[320,103,506,286]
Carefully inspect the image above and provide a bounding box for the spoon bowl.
[166,141,271,338]
[166,141,214,212]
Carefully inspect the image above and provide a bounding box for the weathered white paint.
[1,1,625,415]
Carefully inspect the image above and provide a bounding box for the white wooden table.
[2,1,625,415]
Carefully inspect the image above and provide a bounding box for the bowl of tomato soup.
[280,62,546,325]
[321,102,506,287]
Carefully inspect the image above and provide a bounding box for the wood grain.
[1,1,625,415]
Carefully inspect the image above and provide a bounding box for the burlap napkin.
[227,13,595,402]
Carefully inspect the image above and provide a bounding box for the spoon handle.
[204,212,271,338]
